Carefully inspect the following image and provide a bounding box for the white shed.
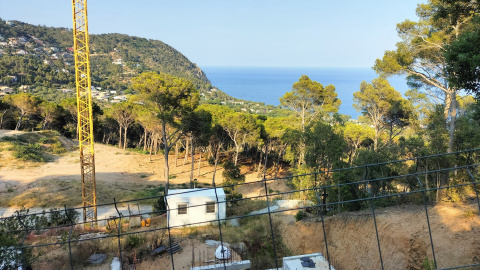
[165,188,226,227]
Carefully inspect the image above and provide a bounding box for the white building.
[165,188,226,227]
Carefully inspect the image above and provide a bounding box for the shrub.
[125,234,144,250]
[422,257,435,270]
[153,196,167,216]
[222,160,245,183]
[295,210,306,222]
[464,208,478,219]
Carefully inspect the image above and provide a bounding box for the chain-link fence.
[1,148,480,270]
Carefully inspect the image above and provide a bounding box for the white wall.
[166,188,226,227]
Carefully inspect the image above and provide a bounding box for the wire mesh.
[1,149,480,269]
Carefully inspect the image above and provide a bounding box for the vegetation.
[2,0,480,212]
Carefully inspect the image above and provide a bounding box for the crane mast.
[72,0,97,225]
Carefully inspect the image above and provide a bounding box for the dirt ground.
[280,201,480,270]
[0,130,290,207]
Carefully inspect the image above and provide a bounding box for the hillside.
[0,18,210,92]
[0,130,290,208]
[0,18,285,113]
[1,130,479,270]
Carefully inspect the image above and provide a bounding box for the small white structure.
[166,188,226,227]
[283,253,335,270]
[215,245,231,260]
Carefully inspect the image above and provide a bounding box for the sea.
[201,66,409,119]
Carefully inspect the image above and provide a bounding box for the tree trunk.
[448,91,456,153]
[212,143,221,185]
[190,135,195,188]
[154,133,158,155]
[234,145,240,166]
[149,133,154,162]
[183,137,189,166]
[15,113,24,131]
[425,160,429,202]
[263,142,269,179]
[123,126,128,150]
[118,125,123,149]
[143,131,148,152]
[257,147,263,177]
[275,143,287,179]
[162,123,170,195]
[197,149,202,177]
[175,141,179,167]
[0,110,7,129]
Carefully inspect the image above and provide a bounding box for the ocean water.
[201,66,409,119]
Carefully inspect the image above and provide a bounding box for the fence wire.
[1,149,480,270]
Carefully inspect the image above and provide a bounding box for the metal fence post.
[264,178,279,270]
[416,176,437,269]
[113,198,124,270]
[64,205,75,270]
[364,167,384,270]
[315,188,331,270]
[164,193,175,270]
[213,182,227,270]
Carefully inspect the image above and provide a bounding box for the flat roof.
[167,188,225,198]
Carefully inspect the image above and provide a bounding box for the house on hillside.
[0,86,15,96]
[7,76,17,83]
[112,58,123,65]
[165,188,226,227]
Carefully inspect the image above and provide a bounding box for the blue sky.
[0,0,421,68]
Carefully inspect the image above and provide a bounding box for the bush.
[222,161,245,183]
[422,257,435,270]
[153,196,167,216]
[10,143,47,162]
[125,234,144,250]
[48,208,79,226]
[295,210,306,222]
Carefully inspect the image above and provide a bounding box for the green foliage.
[443,12,480,94]
[280,75,340,128]
[0,19,210,91]
[9,142,49,162]
[353,77,405,150]
[226,199,267,217]
[422,257,435,270]
[237,216,290,269]
[1,132,68,162]
[463,208,478,219]
[222,160,245,203]
[294,210,306,222]
[125,234,145,250]
[304,120,346,170]
[38,137,49,144]
[0,207,79,269]
[47,208,80,226]
[222,160,245,183]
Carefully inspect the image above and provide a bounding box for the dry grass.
[0,179,164,208]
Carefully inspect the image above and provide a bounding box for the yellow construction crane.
[71,0,97,225]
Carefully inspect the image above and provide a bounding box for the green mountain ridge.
[0,18,289,115]
[0,18,213,89]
